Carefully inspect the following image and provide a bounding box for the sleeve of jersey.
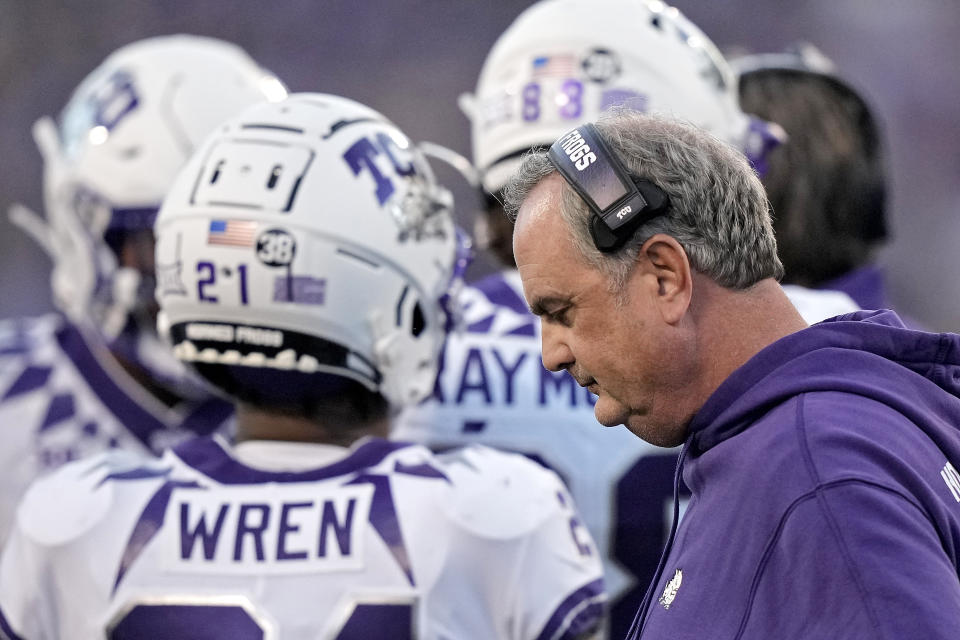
[0,520,55,640]
[742,480,960,639]
[512,480,608,640]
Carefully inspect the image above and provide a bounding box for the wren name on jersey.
[172,484,373,572]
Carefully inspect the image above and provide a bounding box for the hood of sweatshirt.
[687,309,960,457]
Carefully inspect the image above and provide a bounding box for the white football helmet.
[462,0,779,193]
[15,34,287,339]
[155,93,464,407]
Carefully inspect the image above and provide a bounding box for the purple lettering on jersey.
[38,392,75,431]
[318,498,356,558]
[534,577,606,640]
[277,501,312,561]
[491,348,527,405]
[346,474,414,585]
[114,480,203,593]
[455,347,492,404]
[1,364,52,399]
[234,504,271,562]
[428,362,446,403]
[539,368,578,407]
[109,603,264,640]
[180,502,229,561]
[586,388,598,406]
[333,603,414,640]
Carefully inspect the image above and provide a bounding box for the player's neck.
[234,403,391,447]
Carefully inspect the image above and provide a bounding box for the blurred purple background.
[2,0,958,329]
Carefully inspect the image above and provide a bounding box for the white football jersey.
[0,436,605,639]
[0,315,233,549]
[394,271,674,639]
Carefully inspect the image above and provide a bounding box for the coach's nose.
[540,320,574,373]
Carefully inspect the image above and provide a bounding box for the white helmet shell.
[155,94,460,407]
[53,33,287,231]
[25,34,287,345]
[465,0,754,193]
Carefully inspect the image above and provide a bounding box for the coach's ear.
[633,233,692,325]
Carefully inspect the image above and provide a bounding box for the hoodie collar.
[686,310,960,455]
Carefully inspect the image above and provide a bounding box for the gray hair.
[503,111,784,292]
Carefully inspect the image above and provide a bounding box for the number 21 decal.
[197,261,249,305]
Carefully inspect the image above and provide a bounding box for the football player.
[0,35,287,547]
[0,93,606,639]
[733,44,918,324]
[393,2,856,638]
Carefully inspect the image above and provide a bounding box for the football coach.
[504,110,960,639]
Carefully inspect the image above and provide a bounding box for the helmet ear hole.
[411,301,426,338]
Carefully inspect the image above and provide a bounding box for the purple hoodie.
[630,310,960,639]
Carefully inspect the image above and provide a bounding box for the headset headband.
[547,123,669,252]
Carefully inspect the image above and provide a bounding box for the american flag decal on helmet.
[207,220,257,247]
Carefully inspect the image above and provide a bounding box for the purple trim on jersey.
[179,398,234,437]
[39,393,75,431]
[535,577,607,640]
[466,315,496,334]
[172,437,413,485]
[473,273,530,315]
[1,365,52,399]
[346,473,415,586]
[55,324,171,448]
[98,466,173,487]
[393,460,450,483]
[0,605,25,640]
[506,323,537,337]
[113,479,203,593]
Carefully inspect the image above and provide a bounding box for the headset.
[547,123,670,253]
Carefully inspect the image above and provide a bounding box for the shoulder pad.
[434,445,566,538]
[15,449,166,546]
